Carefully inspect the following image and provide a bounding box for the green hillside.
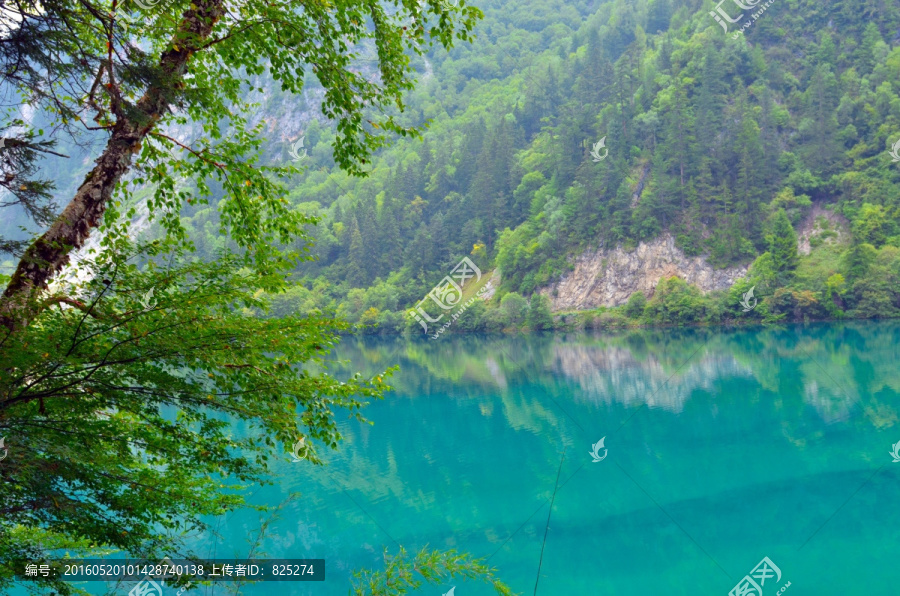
[13,0,900,332]
[234,0,900,332]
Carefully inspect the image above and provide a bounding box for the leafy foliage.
[0,0,480,331]
[0,239,392,593]
[350,547,512,596]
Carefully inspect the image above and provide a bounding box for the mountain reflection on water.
[332,322,896,425]
[59,321,894,596]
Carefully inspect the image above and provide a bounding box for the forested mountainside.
[10,0,900,332]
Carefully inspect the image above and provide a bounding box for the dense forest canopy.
[3,0,900,332]
[85,0,896,333]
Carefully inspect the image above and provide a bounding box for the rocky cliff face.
[796,204,849,256]
[540,233,748,310]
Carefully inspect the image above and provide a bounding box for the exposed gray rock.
[479,269,500,301]
[540,233,748,310]
[796,204,849,256]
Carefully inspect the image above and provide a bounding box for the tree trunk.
[0,0,224,332]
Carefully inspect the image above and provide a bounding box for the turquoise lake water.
[52,322,900,594]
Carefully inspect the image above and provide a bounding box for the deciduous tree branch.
[0,0,226,332]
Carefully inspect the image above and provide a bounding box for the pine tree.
[696,43,727,159]
[802,64,842,178]
[526,294,555,330]
[346,216,366,286]
[357,197,380,278]
[855,23,884,74]
[646,0,672,33]
[767,209,798,281]
[377,197,403,272]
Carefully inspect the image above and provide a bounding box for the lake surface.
[73,323,900,594]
